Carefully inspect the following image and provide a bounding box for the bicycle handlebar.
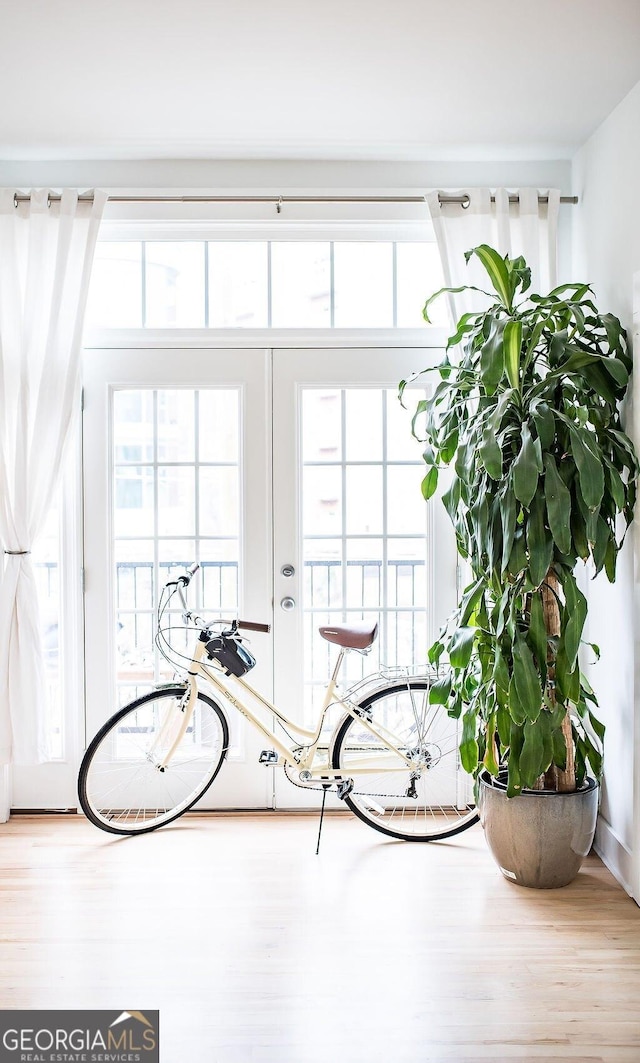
[167,564,271,634]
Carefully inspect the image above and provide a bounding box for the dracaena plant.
[401,245,638,797]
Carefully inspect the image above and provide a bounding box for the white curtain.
[0,188,107,765]
[426,187,561,321]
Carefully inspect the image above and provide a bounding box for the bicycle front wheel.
[331,679,478,841]
[78,686,229,835]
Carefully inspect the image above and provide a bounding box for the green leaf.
[480,317,506,394]
[459,707,479,774]
[569,428,604,510]
[466,245,514,309]
[460,577,485,624]
[479,428,503,480]
[600,355,629,387]
[509,673,527,726]
[562,573,587,671]
[507,528,527,577]
[604,537,618,582]
[494,646,510,697]
[428,639,444,665]
[512,634,543,723]
[448,626,475,669]
[513,423,540,507]
[442,478,461,522]
[507,722,524,796]
[503,320,523,391]
[483,712,500,776]
[527,492,554,588]
[500,491,516,573]
[604,460,625,513]
[429,674,452,705]
[519,717,546,788]
[551,725,568,770]
[592,515,609,574]
[556,643,580,703]
[528,591,547,683]
[421,467,439,501]
[544,454,572,555]
[531,401,555,450]
[496,704,511,746]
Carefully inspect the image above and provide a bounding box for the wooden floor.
[1,813,639,1063]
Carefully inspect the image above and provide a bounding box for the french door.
[272,348,457,808]
[80,343,455,812]
[83,348,273,808]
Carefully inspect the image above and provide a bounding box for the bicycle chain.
[282,754,414,801]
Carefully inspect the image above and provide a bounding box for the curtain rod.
[12,192,578,207]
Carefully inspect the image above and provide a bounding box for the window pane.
[334,242,393,327]
[199,390,239,463]
[345,466,383,534]
[87,242,143,328]
[113,390,154,463]
[145,242,205,327]
[302,390,342,462]
[386,387,427,462]
[199,468,239,536]
[396,242,447,328]
[387,466,428,535]
[271,243,330,327]
[208,242,268,327]
[114,466,155,536]
[157,390,195,462]
[345,390,382,461]
[303,466,342,535]
[157,466,195,535]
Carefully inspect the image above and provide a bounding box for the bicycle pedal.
[337,779,354,801]
[258,749,279,765]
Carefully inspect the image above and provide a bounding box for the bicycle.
[78,563,478,841]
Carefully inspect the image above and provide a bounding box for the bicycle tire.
[331,678,479,841]
[78,686,229,835]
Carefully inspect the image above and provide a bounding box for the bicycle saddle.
[319,621,378,650]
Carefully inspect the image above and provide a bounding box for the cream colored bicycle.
[78,563,477,840]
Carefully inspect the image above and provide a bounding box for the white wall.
[573,78,640,898]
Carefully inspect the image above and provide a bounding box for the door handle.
[280,597,296,611]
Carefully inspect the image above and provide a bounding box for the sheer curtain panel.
[426,188,561,321]
[0,189,106,766]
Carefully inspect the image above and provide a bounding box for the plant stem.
[541,568,576,792]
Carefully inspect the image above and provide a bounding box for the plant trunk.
[540,568,575,792]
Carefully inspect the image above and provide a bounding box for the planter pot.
[477,771,599,889]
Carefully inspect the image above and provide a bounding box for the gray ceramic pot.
[477,771,599,889]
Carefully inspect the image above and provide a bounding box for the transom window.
[87,237,447,330]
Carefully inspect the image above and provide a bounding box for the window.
[86,235,448,330]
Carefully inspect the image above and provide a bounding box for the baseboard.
[594,814,635,898]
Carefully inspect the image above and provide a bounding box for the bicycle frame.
[155,636,419,779]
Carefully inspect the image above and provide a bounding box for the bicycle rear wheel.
[78,686,229,835]
[331,679,478,841]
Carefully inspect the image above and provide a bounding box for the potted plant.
[403,245,638,888]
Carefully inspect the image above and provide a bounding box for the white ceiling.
[1,0,639,162]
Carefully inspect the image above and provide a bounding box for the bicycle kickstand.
[315,785,331,855]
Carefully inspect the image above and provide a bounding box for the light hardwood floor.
[1,812,639,1063]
